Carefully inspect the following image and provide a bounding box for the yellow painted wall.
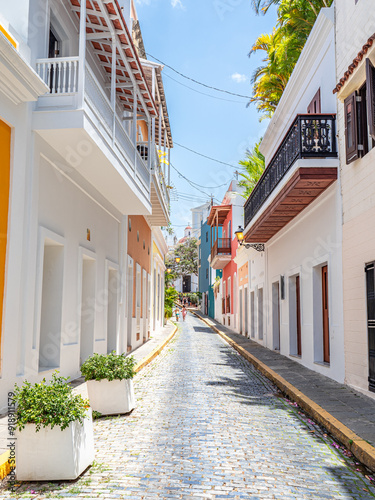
[0,119,11,353]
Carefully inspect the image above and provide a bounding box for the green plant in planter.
[14,372,90,432]
[80,352,136,382]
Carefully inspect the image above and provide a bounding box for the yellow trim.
[0,25,17,49]
[152,241,163,261]
[134,324,178,373]
[0,120,11,365]
[0,451,12,480]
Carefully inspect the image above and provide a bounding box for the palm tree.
[249,0,333,119]
[250,0,331,16]
[238,140,265,199]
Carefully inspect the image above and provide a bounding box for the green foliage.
[238,140,265,198]
[185,292,202,305]
[14,372,89,432]
[80,352,136,382]
[249,0,333,119]
[168,238,198,278]
[165,305,173,319]
[165,286,178,310]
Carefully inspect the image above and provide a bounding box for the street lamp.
[234,226,265,253]
[175,256,181,264]
[167,268,172,274]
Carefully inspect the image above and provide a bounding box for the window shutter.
[366,58,375,140]
[344,91,359,164]
[307,88,321,114]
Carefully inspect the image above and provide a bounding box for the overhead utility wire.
[170,163,212,197]
[163,72,245,104]
[146,53,252,100]
[174,142,238,169]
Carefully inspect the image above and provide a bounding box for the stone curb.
[192,311,375,473]
[134,323,178,373]
[0,324,179,481]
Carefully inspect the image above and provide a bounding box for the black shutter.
[344,91,359,164]
[366,58,375,140]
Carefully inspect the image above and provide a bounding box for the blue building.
[192,204,222,318]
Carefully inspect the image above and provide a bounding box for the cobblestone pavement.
[3,313,375,499]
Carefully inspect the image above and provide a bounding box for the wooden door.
[365,263,375,392]
[322,266,330,363]
[296,276,302,356]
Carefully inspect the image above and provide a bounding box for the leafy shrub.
[81,352,136,382]
[165,286,178,314]
[14,372,89,432]
[165,305,173,319]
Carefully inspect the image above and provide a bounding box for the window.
[206,269,209,279]
[206,231,208,243]
[307,88,321,114]
[344,58,375,164]
[228,220,232,240]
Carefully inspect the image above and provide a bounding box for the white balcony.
[33,58,151,215]
[137,143,170,226]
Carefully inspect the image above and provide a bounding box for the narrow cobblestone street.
[4,313,375,499]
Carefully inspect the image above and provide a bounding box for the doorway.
[239,289,243,334]
[272,281,281,350]
[107,268,118,354]
[244,287,248,337]
[80,256,96,364]
[322,266,330,363]
[250,291,255,338]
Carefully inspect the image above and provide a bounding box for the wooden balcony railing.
[244,114,337,228]
[211,238,231,262]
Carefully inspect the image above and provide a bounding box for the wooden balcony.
[211,238,231,270]
[244,114,338,243]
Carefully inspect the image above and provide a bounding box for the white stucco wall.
[335,0,375,394]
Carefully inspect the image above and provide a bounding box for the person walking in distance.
[182,306,187,322]
[174,307,180,322]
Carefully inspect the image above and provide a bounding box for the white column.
[168,148,171,186]
[158,103,162,151]
[78,0,87,108]
[111,36,116,145]
[133,91,137,178]
[152,117,156,169]
[147,117,152,172]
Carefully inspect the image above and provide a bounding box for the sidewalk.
[192,309,375,472]
[0,321,177,477]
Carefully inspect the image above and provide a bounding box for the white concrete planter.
[15,409,94,481]
[86,379,135,415]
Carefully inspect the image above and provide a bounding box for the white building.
[0,0,170,411]
[240,7,345,383]
[333,0,375,396]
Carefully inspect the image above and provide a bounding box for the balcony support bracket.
[243,243,265,252]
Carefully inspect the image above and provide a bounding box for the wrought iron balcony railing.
[244,114,337,228]
[211,238,231,262]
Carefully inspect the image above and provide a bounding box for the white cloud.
[171,0,185,8]
[231,73,247,84]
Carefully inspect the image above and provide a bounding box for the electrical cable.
[173,142,238,169]
[163,72,246,104]
[170,163,212,197]
[146,52,252,100]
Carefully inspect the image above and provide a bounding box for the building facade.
[241,7,345,382]
[0,0,171,411]
[333,0,375,395]
[208,181,244,330]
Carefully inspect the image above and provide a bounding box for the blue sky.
[135,0,277,240]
